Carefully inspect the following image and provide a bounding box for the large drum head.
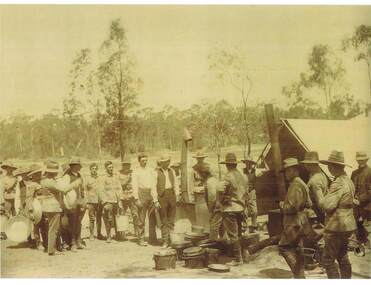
[5,215,31,243]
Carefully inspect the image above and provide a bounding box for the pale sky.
[0,5,370,117]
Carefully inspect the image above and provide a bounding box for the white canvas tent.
[281,115,370,175]
[256,114,370,214]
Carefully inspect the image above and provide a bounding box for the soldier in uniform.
[279,158,312,279]
[1,162,18,217]
[198,163,223,241]
[219,152,247,266]
[300,151,329,225]
[62,157,86,251]
[101,161,121,243]
[351,151,371,224]
[118,159,141,244]
[85,163,103,241]
[155,155,179,248]
[241,155,258,233]
[40,161,81,256]
[189,152,208,202]
[319,150,357,279]
[132,153,159,246]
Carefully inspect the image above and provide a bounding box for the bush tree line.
[0,20,369,160]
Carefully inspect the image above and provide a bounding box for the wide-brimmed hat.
[356,151,369,161]
[13,166,32,176]
[300,151,320,164]
[69,156,81,166]
[281,158,299,171]
[28,168,43,177]
[193,151,207,159]
[170,162,181,168]
[1,162,17,170]
[44,161,59,174]
[241,155,256,164]
[320,150,351,167]
[220,153,238,165]
[158,155,171,162]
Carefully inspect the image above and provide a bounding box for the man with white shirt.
[155,154,180,248]
[132,153,159,246]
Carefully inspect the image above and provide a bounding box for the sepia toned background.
[1,5,370,116]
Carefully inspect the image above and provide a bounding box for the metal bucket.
[184,254,206,269]
[153,249,177,270]
[205,248,220,264]
[116,215,129,232]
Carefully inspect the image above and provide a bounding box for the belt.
[337,205,353,209]
[165,188,173,191]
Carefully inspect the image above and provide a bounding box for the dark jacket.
[156,168,175,197]
[351,165,371,205]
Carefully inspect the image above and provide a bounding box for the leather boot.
[338,256,352,279]
[226,241,243,266]
[324,264,340,279]
[280,249,299,277]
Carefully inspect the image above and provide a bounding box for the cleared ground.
[1,216,370,278]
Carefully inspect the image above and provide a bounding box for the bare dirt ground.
[1,145,370,278]
[1,216,370,279]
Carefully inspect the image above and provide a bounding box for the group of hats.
[282,150,369,170]
[1,161,44,178]
[219,152,256,165]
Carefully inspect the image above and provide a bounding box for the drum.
[5,215,32,243]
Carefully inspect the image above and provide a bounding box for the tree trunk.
[366,60,371,99]
[118,90,125,162]
[246,127,252,156]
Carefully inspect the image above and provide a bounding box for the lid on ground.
[208,264,230,273]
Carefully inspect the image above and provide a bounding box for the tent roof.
[281,116,370,174]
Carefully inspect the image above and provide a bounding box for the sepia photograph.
[0,2,370,279]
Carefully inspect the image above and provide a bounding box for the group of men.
[190,152,261,267]
[0,153,181,255]
[187,149,370,276]
[278,150,370,279]
[1,149,370,278]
